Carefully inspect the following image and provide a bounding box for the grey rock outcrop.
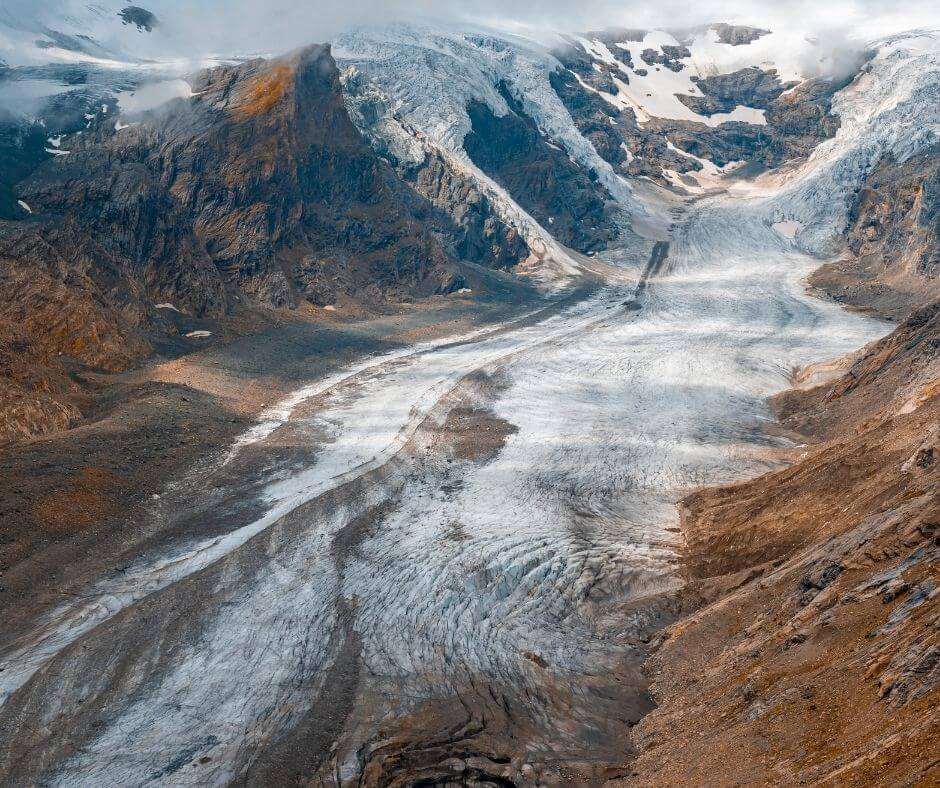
[463,82,619,253]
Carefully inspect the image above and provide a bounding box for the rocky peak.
[679,67,788,116]
[0,44,487,441]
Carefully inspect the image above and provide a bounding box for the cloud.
[2,0,938,64]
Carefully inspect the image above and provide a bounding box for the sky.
[150,0,940,51]
[3,0,939,60]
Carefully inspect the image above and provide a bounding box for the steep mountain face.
[463,82,617,252]
[811,144,940,318]
[340,69,530,269]
[0,44,532,443]
[14,45,467,310]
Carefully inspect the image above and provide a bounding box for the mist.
[4,0,939,61]
[149,0,940,56]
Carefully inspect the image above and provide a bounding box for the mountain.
[0,16,937,785]
[0,40,529,443]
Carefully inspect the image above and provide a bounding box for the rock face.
[811,145,940,318]
[710,24,771,46]
[403,148,530,269]
[117,6,157,32]
[652,71,848,173]
[16,46,465,310]
[548,68,704,181]
[549,35,850,185]
[553,40,623,93]
[340,69,530,271]
[640,45,690,71]
[0,45,527,443]
[678,67,786,116]
[463,82,618,252]
[848,146,939,280]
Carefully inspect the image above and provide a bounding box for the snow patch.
[16,200,32,214]
[185,330,212,338]
[590,30,768,127]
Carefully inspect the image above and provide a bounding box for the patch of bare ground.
[618,301,939,786]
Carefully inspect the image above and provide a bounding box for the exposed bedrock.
[340,69,531,270]
[554,39,623,93]
[675,72,849,167]
[548,69,702,183]
[711,23,772,46]
[550,52,849,183]
[14,44,460,311]
[405,149,531,269]
[640,45,690,72]
[463,82,619,253]
[811,144,940,317]
[677,67,788,116]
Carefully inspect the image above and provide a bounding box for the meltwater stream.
[0,196,887,786]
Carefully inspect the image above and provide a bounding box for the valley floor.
[0,191,908,785]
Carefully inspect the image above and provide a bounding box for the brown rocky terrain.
[811,144,940,319]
